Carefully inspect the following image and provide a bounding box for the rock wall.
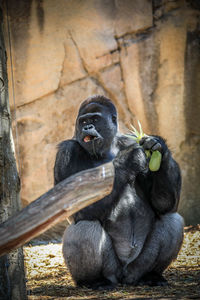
[3,0,200,225]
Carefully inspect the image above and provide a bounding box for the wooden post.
[0,162,114,257]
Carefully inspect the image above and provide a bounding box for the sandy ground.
[24,225,200,300]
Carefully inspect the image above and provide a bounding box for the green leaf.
[130,124,139,137]
[137,120,143,138]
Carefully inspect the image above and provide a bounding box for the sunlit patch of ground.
[24,226,200,299]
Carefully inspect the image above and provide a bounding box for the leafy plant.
[126,121,162,172]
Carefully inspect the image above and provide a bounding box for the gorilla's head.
[75,95,118,158]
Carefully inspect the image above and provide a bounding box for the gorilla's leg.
[62,220,120,289]
[123,212,184,286]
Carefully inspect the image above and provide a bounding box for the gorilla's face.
[75,101,117,158]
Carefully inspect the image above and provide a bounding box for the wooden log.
[0,162,114,257]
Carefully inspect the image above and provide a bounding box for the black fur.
[54,95,184,289]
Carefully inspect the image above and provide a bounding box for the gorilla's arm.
[139,136,181,214]
[54,140,113,222]
[74,142,148,223]
[54,139,93,185]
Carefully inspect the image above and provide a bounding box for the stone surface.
[59,37,87,86]
[98,64,133,129]
[15,77,105,204]
[155,20,186,154]
[3,0,200,226]
[120,39,150,133]
[178,23,200,225]
[114,0,153,37]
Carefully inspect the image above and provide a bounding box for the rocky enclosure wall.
[3,0,200,225]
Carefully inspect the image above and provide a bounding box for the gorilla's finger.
[139,136,147,146]
[151,143,162,152]
[142,138,158,150]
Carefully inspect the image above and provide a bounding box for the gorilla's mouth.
[83,135,99,143]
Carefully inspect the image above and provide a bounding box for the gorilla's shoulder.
[57,139,82,152]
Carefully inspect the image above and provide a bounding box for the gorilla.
[54,95,184,289]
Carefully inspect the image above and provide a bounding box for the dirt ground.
[24,225,200,300]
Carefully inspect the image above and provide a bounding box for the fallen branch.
[0,162,114,257]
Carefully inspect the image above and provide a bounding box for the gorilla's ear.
[112,115,117,124]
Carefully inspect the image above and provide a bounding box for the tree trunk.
[0,4,27,300]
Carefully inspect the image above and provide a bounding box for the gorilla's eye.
[112,115,117,123]
[82,120,87,125]
[92,115,100,123]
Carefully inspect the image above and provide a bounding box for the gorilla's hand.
[139,136,162,153]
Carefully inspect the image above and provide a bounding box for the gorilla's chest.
[106,185,154,265]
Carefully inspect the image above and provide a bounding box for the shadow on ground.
[25,226,200,300]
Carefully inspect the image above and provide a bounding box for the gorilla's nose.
[83,124,95,131]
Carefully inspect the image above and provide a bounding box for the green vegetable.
[125,121,162,172]
[149,150,162,171]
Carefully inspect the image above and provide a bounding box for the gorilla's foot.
[139,272,169,287]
